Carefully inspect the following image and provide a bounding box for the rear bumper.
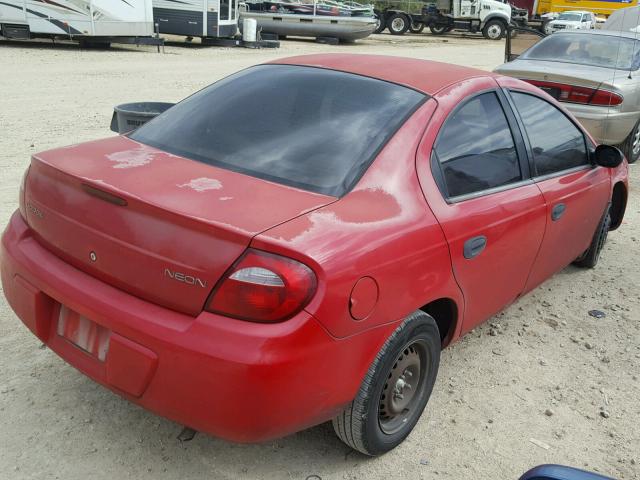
[567,105,639,146]
[1,211,384,442]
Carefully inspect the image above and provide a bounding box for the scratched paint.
[106,147,154,169]
[178,177,223,192]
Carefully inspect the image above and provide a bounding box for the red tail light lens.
[525,80,623,106]
[205,249,317,323]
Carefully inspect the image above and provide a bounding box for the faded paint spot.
[178,177,223,192]
[106,147,153,169]
[219,196,233,201]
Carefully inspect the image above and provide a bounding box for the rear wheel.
[374,13,387,34]
[482,19,506,40]
[387,13,409,35]
[409,21,425,33]
[619,120,640,164]
[429,24,448,35]
[574,205,611,269]
[332,311,440,456]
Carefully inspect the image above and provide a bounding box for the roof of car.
[553,29,640,39]
[268,54,496,96]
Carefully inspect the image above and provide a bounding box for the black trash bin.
[110,102,174,134]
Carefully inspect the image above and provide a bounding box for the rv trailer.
[152,0,239,38]
[0,0,161,45]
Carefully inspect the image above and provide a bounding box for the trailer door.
[214,0,237,37]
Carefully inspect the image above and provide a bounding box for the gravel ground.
[0,33,638,480]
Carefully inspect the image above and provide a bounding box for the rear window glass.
[130,65,426,196]
[521,33,640,71]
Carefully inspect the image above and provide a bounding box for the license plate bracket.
[57,305,110,361]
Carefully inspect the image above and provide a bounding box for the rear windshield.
[557,13,582,21]
[131,65,425,196]
[522,33,640,71]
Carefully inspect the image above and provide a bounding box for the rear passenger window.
[511,92,588,176]
[434,92,522,198]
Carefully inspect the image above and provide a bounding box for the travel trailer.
[152,0,239,38]
[0,0,157,42]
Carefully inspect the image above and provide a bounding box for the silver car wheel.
[632,126,640,157]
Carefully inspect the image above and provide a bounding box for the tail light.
[205,249,317,323]
[525,80,623,106]
[18,166,30,221]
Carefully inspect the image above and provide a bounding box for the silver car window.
[522,33,640,70]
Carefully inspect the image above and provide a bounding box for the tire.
[387,13,409,35]
[332,311,441,456]
[374,13,387,34]
[482,19,506,40]
[618,120,640,164]
[409,21,425,33]
[573,205,611,269]
[429,24,448,35]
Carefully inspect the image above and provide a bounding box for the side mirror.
[594,144,624,168]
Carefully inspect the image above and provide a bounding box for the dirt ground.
[0,33,638,480]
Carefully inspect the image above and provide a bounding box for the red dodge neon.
[0,54,629,455]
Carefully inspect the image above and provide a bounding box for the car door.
[504,89,611,293]
[417,88,547,334]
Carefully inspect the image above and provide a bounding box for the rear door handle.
[463,235,487,259]
[551,203,566,221]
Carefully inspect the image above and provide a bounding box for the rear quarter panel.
[252,99,464,340]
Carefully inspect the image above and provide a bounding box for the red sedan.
[0,54,629,455]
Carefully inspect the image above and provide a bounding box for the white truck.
[375,0,512,39]
[0,0,160,45]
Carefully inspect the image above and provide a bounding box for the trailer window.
[220,0,230,20]
[130,65,426,196]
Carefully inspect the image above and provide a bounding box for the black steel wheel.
[387,13,409,35]
[574,204,611,268]
[332,311,441,456]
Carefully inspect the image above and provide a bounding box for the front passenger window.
[511,92,588,176]
[434,92,522,198]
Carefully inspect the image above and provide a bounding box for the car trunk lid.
[24,136,335,316]
[498,60,616,91]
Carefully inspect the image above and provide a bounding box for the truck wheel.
[374,13,387,34]
[387,13,409,35]
[409,21,425,33]
[332,311,441,456]
[482,19,506,40]
[429,24,448,35]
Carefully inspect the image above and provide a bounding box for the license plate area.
[57,305,110,361]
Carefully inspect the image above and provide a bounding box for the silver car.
[495,30,640,163]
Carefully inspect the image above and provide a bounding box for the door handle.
[551,203,566,221]
[463,235,487,259]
